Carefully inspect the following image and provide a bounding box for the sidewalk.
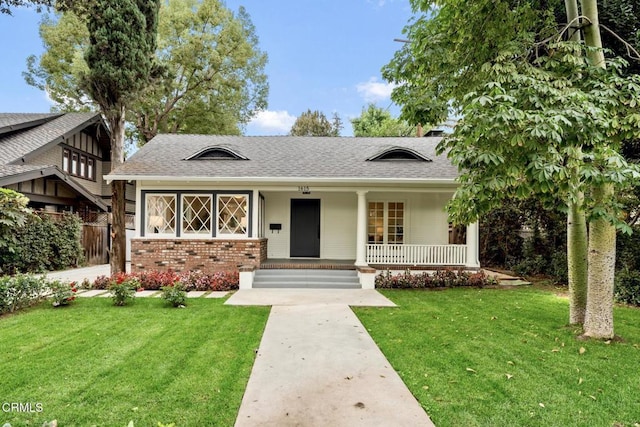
[45,263,123,283]
[234,295,434,427]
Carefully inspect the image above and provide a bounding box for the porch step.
[253,269,361,289]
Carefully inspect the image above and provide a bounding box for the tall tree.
[58,0,160,274]
[351,104,416,137]
[25,0,268,144]
[384,0,640,337]
[290,109,342,136]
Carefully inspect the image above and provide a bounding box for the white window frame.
[216,194,249,238]
[367,201,405,245]
[181,194,213,237]
[145,193,177,237]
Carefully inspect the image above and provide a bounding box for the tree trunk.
[567,200,588,324]
[109,106,127,275]
[580,0,616,338]
[584,184,616,338]
[564,0,581,42]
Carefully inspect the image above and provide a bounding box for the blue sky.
[0,0,414,136]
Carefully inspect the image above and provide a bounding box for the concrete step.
[253,269,360,289]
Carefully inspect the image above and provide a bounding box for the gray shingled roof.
[107,135,458,182]
[0,113,61,134]
[0,112,101,164]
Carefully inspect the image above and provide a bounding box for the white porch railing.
[366,244,467,266]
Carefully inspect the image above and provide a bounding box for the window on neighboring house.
[62,148,96,181]
[87,159,95,180]
[182,194,212,235]
[71,153,79,176]
[217,195,248,237]
[145,194,177,235]
[367,201,404,244]
[79,155,87,178]
[62,149,70,172]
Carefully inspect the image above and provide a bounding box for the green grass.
[355,287,640,427]
[0,297,269,427]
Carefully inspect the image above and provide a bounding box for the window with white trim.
[367,201,404,244]
[217,195,248,237]
[146,194,177,235]
[182,194,212,235]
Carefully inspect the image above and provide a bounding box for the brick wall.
[131,238,268,273]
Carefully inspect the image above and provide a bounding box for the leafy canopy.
[351,104,416,137]
[290,109,342,137]
[25,0,268,144]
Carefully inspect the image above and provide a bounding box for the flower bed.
[89,270,239,292]
[375,268,498,289]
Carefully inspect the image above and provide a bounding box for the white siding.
[262,191,358,260]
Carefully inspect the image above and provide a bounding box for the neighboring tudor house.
[0,112,135,217]
[106,135,480,288]
[0,112,137,265]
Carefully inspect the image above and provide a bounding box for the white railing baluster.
[366,244,468,266]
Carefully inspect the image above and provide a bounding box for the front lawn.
[355,287,640,427]
[0,298,269,426]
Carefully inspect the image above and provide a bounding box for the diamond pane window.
[182,195,212,235]
[146,195,176,235]
[217,195,248,236]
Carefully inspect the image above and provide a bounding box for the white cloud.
[356,77,396,103]
[249,110,297,134]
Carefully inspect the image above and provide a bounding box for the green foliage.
[289,109,342,136]
[383,0,557,127]
[25,0,268,143]
[375,269,497,289]
[351,103,416,137]
[78,0,159,116]
[108,274,138,306]
[0,188,32,256]
[0,0,51,14]
[0,274,46,314]
[161,282,186,307]
[0,212,84,274]
[616,225,640,271]
[49,280,78,307]
[614,268,640,306]
[439,44,640,228]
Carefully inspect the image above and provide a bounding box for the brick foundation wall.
[131,238,268,273]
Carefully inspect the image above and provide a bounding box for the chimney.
[416,123,423,137]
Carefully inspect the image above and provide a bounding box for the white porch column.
[355,190,368,266]
[466,222,480,268]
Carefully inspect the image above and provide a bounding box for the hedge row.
[89,270,239,292]
[375,269,498,289]
[0,212,84,274]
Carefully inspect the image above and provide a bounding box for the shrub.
[0,274,46,314]
[161,282,187,307]
[137,270,180,290]
[49,280,78,307]
[615,269,640,307]
[91,270,240,292]
[375,269,492,289]
[0,212,84,274]
[108,274,138,306]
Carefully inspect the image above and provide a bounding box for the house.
[0,112,136,264]
[105,135,479,288]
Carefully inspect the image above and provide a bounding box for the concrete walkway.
[45,263,123,283]
[233,293,434,427]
